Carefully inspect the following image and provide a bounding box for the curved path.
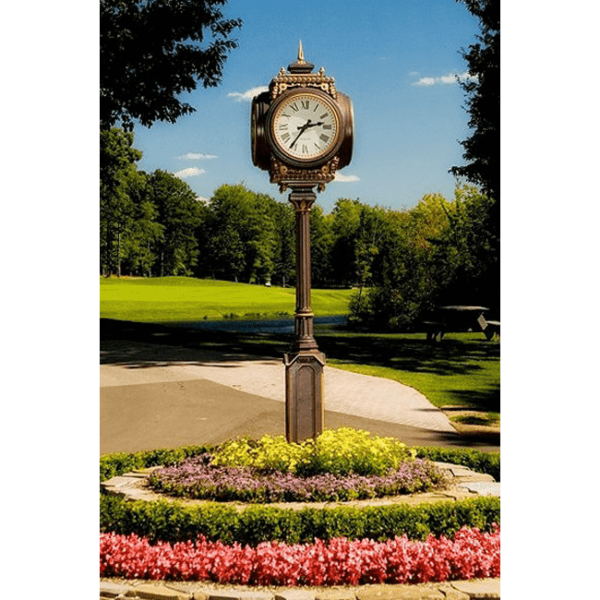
[100,322,499,454]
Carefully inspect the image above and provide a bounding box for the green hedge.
[100,494,499,546]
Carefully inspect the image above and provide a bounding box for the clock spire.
[288,40,314,74]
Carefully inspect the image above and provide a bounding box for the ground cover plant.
[100,276,352,323]
[147,430,447,502]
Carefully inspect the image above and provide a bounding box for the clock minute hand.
[290,120,312,148]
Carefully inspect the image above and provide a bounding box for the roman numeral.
[323,124,332,130]
[279,123,288,131]
[301,100,309,109]
[291,103,299,112]
[320,112,328,119]
[301,144,308,154]
[281,133,291,142]
[320,134,330,143]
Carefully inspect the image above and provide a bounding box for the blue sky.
[132,0,481,214]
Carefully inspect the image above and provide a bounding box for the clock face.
[270,91,340,163]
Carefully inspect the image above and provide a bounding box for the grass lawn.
[100,276,352,322]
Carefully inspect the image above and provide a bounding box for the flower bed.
[100,526,500,585]
[100,429,501,585]
[147,455,447,503]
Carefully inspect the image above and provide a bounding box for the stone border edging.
[100,577,501,599]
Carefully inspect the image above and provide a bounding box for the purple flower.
[148,455,448,503]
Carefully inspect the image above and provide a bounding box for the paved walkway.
[100,322,499,454]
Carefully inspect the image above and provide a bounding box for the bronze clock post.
[251,43,354,442]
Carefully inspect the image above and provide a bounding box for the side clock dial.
[268,90,342,165]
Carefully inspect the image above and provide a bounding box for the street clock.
[251,43,353,192]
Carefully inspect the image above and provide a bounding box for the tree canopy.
[100,0,242,131]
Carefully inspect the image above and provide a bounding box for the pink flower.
[100,528,500,585]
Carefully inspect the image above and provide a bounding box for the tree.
[329,199,363,287]
[120,171,164,276]
[271,201,295,287]
[450,0,507,194]
[100,128,142,276]
[101,0,242,131]
[347,188,500,331]
[310,205,334,287]
[203,184,280,284]
[146,170,202,276]
[431,186,498,312]
[452,0,600,322]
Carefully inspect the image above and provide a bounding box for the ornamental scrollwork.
[270,67,338,101]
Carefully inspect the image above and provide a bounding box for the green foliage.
[100,494,500,546]
[101,0,242,131]
[146,170,202,276]
[348,186,499,330]
[100,128,143,277]
[211,428,416,476]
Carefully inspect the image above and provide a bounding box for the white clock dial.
[271,93,339,161]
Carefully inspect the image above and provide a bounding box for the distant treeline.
[101,128,498,330]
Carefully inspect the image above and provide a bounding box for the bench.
[423,304,500,342]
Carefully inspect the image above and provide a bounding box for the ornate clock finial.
[288,41,314,74]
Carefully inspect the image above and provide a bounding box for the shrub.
[100,494,500,546]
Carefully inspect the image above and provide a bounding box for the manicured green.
[100,276,352,322]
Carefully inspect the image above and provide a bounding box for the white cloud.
[414,76,436,87]
[227,86,269,102]
[412,71,478,87]
[334,172,360,182]
[174,167,206,179]
[177,152,218,160]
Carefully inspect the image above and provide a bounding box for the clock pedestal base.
[284,350,325,443]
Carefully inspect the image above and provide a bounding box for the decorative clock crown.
[270,43,338,101]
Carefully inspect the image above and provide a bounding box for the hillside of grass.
[100,277,352,323]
